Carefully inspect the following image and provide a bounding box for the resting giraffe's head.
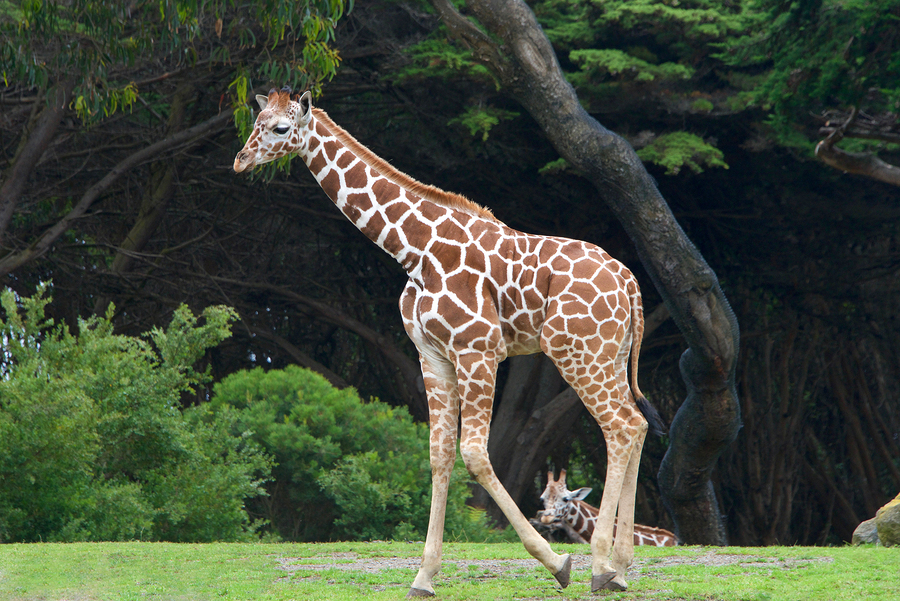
[233,87,312,173]
[539,470,592,524]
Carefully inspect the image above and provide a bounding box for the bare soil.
[276,549,833,580]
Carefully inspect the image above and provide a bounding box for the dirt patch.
[275,549,833,580]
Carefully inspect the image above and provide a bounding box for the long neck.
[297,109,498,276]
[567,500,598,538]
[300,114,424,272]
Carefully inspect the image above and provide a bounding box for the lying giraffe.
[234,88,665,596]
[540,470,677,547]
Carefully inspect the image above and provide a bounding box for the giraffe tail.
[629,279,667,437]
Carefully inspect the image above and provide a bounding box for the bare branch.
[0,83,72,245]
[815,109,900,186]
[203,275,427,419]
[246,325,350,389]
[815,141,900,187]
[0,108,234,277]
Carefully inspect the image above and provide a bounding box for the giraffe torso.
[403,219,635,363]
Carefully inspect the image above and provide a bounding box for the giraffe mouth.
[233,150,255,173]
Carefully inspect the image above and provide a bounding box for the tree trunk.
[431,0,741,544]
[93,83,197,316]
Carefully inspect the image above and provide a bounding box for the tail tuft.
[636,394,666,437]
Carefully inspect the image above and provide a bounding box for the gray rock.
[851,517,880,545]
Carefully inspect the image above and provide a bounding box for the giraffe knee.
[459,442,491,479]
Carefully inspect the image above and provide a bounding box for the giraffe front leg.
[455,353,572,588]
[408,357,459,598]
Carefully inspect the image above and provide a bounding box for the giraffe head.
[233,87,312,173]
[539,470,592,525]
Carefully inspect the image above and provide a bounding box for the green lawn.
[0,542,896,600]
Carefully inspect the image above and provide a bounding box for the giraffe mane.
[310,107,497,222]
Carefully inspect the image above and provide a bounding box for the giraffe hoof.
[553,554,572,588]
[591,571,626,593]
[406,587,435,598]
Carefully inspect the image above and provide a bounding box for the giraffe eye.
[273,125,290,135]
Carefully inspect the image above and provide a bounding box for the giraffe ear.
[297,90,313,126]
[255,94,269,111]
[565,487,592,502]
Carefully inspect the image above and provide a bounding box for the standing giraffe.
[539,470,677,547]
[234,88,665,595]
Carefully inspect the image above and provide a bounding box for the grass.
[0,542,897,600]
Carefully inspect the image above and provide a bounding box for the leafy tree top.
[723,0,900,150]
[0,0,351,121]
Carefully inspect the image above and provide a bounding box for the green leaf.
[636,131,729,175]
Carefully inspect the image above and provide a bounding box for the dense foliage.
[724,0,900,150]
[0,286,271,543]
[208,365,510,542]
[0,0,347,120]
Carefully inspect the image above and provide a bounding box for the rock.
[875,492,900,547]
[852,518,880,545]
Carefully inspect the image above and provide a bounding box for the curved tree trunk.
[431,0,741,544]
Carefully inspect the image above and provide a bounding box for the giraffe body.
[234,88,665,596]
[540,470,677,547]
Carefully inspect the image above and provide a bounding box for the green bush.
[209,365,508,542]
[0,284,272,543]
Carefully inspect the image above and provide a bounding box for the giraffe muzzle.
[233,150,255,173]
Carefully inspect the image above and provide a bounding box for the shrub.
[0,284,271,543]
[209,365,503,542]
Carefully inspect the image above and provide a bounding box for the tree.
[427,0,740,544]
[724,0,900,185]
[0,0,347,276]
[1,0,897,546]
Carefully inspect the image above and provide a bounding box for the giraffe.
[539,470,677,547]
[234,87,666,596]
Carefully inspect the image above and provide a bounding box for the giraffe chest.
[411,237,550,358]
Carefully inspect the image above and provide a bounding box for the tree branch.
[204,275,427,420]
[0,108,234,278]
[0,83,73,246]
[246,325,350,389]
[815,141,900,187]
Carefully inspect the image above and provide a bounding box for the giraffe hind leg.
[591,422,646,592]
[543,338,647,591]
